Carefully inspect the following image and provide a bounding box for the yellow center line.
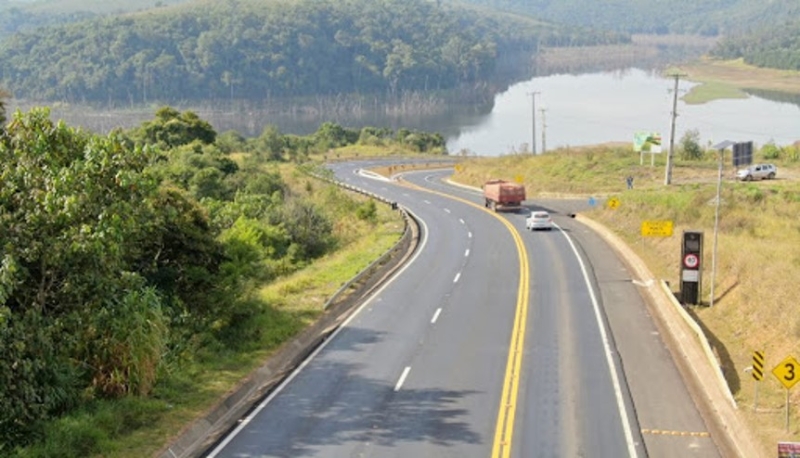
[490,214,529,458]
[397,178,530,458]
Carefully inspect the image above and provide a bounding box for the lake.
[10,68,800,155]
[446,68,800,156]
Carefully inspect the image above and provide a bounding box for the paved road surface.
[205,160,720,458]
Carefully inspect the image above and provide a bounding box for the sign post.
[752,350,764,410]
[773,355,800,432]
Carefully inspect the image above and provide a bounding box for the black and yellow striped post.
[753,351,765,380]
[753,350,764,410]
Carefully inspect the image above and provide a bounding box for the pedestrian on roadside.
[626,175,634,189]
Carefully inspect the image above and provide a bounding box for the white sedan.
[526,211,553,231]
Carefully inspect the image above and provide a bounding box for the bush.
[679,129,704,160]
[761,142,783,160]
[355,200,378,222]
[0,311,81,450]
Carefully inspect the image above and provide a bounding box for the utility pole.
[527,91,540,154]
[709,140,735,307]
[540,107,547,154]
[664,73,685,185]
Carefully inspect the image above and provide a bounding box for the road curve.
[418,168,722,458]
[205,160,721,458]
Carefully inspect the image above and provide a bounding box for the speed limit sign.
[683,253,699,269]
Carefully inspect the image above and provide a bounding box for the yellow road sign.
[753,351,765,381]
[773,356,800,389]
[607,197,621,209]
[514,174,523,184]
[641,220,674,237]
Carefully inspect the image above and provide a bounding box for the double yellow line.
[490,215,529,458]
[398,178,530,457]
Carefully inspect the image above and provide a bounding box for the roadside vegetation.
[452,141,800,452]
[0,101,445,457]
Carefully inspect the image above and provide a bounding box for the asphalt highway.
[205,160,720,458]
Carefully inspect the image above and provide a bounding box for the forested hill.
[711,20,800,71]
[455,0,800,36]
[0,0,191,40]
[0,0,628,105]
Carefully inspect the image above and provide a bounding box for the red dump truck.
[483,179,526,212]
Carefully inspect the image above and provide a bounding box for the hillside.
[0,0,628,106]
[0,0,190,40]
[454,0,800,36]
[711,20,800,71]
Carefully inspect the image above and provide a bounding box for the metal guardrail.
[301,165,417,311]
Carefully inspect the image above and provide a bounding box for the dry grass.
[679,57,800,96]
[454,147,800,451]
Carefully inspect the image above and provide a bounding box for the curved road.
[205,160,720,458]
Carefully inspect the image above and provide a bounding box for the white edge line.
[556,222,639,458]
[394,366,411,391]
[431,308,442,324]
[206,210,431,457]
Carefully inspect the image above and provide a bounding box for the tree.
[254,125,286,161]
[0,107,166,445]
[139,106,217,148]
[314,122,358,150]
[679,129,704,160]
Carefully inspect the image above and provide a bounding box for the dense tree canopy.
[0,0,627,105]
[711,19,800,71]
[460,0,800,36]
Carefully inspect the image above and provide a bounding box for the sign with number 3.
[773,356,800,390]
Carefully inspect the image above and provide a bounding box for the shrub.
[761,142,782,160]
[679,129,704,160]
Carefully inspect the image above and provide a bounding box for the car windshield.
[532,212,549,218]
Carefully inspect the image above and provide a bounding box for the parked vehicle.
[736,163,777,181]
[526,211,553,231]
[483,179,526,212]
